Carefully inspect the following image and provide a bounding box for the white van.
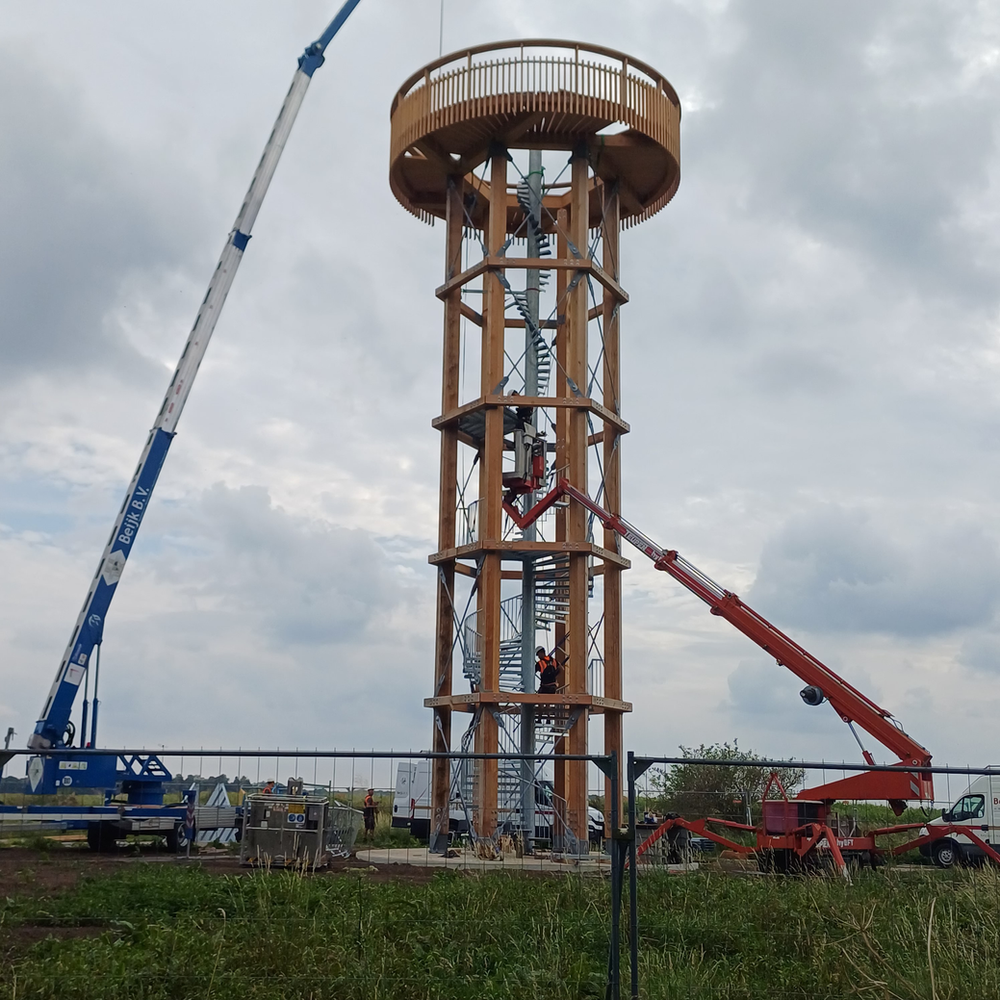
[392,760,604,844]
[390,759,457,840]
[919,772,1000,868]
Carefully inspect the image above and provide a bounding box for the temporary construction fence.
[0,746,615,864]
[4,746,1000,998]
[623,752,1000,1000]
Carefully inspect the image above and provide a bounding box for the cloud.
[726,655,845,739]
[696,0,1000,305]
[748,505,1000,637]
[92,482,434,748]
[158,482,417,648]
[0,45,192,384]
[958,631,1000,675]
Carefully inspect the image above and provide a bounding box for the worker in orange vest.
[535,647,560,694]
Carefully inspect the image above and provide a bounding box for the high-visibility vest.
[537,655,558,683]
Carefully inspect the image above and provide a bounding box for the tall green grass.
[1,865,608,999]
[636,866,1000,999]
[3,863,1000,998]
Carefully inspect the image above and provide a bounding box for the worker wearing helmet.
[363,788,377,842]
[535,647,560,694]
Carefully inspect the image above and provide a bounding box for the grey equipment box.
[240,792,361,868]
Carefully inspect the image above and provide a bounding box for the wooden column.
[552,210,569,833]
[474,150,508,838]
[430,178,464,852]
[566,149,590,846]
[601,183,623,835]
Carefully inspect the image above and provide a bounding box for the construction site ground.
[0,844,444,890]
[355,845,699,873]
[0,841,700,889]
[1,840,996,999]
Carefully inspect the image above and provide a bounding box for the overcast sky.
[3,1,1000,776]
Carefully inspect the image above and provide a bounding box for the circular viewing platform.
[389,40,681,230]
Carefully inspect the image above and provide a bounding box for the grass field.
[1,850,999,999]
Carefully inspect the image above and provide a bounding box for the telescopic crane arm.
[504,479,933,809]
[28,1,362,751]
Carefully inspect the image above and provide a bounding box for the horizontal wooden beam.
[435,257,629,304]
[496,566,583,579]
[429,539,631,569]
[453,558,608,578]
[433,394,629,435]
[490,257,630,304]
[435,259,489,300]
[424,692,632,714]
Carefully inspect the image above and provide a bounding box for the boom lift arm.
[504,480,933,810]
[28,1,362,752]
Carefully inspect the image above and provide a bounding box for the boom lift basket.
[762,799,826,835]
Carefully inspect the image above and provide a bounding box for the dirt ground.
[0,843,460,961]
[0,843,517,901]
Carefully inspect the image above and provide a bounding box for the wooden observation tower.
[389,41,681,852]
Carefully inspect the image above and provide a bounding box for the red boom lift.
[504,478,999,873]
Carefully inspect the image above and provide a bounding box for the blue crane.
[24,3,362,791]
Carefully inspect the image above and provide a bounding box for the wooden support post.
[474,148,508,839]
[601,183,624,836]
[430,178,464,853]
[553,210,569,833]
[566,149,590,848]
[474,702,498,839]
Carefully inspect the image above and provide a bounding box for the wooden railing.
[390,41,680,227]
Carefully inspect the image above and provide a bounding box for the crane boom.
[28,1,362,751]
[504,479,933,806]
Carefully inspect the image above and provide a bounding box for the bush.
[650,741,804,824]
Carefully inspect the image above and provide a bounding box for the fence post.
[184,787,196,860]
[627,751,639,999]
[604,751,621,1000]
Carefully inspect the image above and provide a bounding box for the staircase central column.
[565,146,591,848]
[519,148,544,851]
